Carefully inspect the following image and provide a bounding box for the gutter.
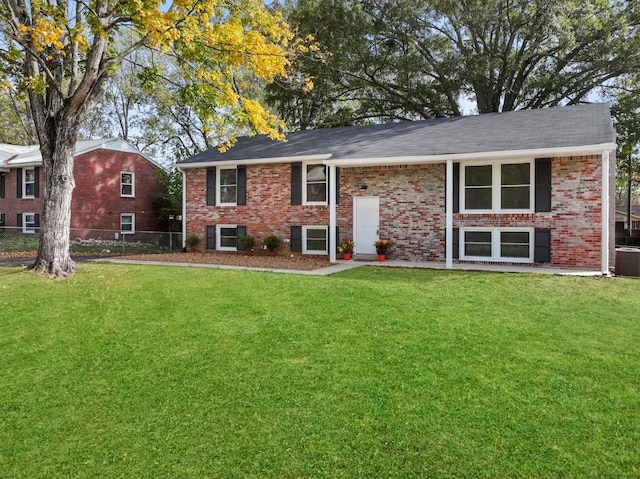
[323,143,618,168]
[176,143,616,170]
[178,154,331,169]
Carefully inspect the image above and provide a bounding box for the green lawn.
[1,264,639,478]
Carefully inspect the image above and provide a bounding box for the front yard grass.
[1,264,639,478]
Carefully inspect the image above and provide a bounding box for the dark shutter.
[290,225,302,252]
[334,226,339,253]
[0,213,5,227]
[17,168,22,198]
[535,158,552,212]
[0,173,5,198]
[453,163,460,213]
[335,167,340,205]
[534,228,551,263]
[237,166,246,205]
[452,227,459,259]
[206,168,216,206]
[291,162,302,205]
[206,225,216,249]
[34,167,40,198]
[236,225,247,250]
[34,213,40,233]
[17,213,22,227]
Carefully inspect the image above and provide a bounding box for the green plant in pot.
[186,234,200,252]
[338,240,354,260]
[239,235,256,255]
[263,234,280,256]
[375,239,389,261]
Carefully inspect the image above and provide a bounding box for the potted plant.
[374,239,389,262]
[338,240,355,260]
[186,234,200,253]
[263,234,280,256]
[239,235,256,256]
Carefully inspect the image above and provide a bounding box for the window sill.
[460,209,534,215]
[460,257,533,263]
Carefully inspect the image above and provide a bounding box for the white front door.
[354,196,379,255]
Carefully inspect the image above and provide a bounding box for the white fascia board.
[178,154,332,169]
[5,159,42,167]
[322,143,618,167]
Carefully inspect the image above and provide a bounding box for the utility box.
[615,248,640,278]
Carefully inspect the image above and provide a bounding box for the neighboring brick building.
[0,138,165,238]
[179,104,617,273]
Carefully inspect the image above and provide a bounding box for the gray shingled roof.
[180,103,615,165]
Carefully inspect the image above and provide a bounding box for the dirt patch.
[0,251,34,259]
[118,252,332,271]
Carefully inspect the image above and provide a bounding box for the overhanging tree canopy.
[268,0,640,128]
[0,0,305,277]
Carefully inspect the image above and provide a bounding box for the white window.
[121,213,135,234]
[303,226,328,254]
[23,168,36,198]
[460,228,534,263]
[217,167,237,205]
[217,225,238,251]
[462,161,533,212]
[22,213,37,234]
[304,164,327,204]
[121,172,134,197]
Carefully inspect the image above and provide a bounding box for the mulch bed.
[117,252,333,271]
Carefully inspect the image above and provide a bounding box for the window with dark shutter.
[290,225,302,252]
[206,225,216,249]
[236,225,247,250]
[17,213,22,227]
[534,229,551,263]
[453,163,460,213]
[335,167,340,205]
[206,168,216,206]
[452,227,459,259]
[0,173,5,198]
[237,166,247,205]
[34,167,39,198]
[291,163,302,205]
[17,168,22,198]
[535,158,552,212]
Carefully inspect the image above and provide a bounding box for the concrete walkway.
[1,255,606,277]
[96,257,608,277]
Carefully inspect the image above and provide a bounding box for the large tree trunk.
[31,118,79,278]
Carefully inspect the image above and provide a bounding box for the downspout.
[445,160,453,269]
[179,167,187,250]
[601,150,610,275]
[329,164,337,262]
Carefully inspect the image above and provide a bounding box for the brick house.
[0,138,165,238]
[178,104,616,273]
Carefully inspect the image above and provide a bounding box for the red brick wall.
[0,169,44,227]
[0,150,165,234]
[185,155,606,269]
[456,155,603,269]
[71,149,165,233]
[186,164,329,251]
[338,164,445,261]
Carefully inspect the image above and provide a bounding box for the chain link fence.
[0,226,183,255]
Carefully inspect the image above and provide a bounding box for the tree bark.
[30,116,80,278]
